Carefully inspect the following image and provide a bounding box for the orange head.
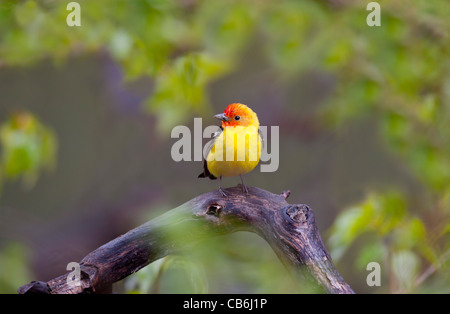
[214,103,259,128]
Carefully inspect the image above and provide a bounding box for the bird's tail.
[198,171,217,180]
[198,160,217,180]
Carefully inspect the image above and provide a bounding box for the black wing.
[198,126,223,180]
[258,127,264,151]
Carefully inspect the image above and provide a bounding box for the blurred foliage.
[0,112,57,191]
[123,207,312,294]
[0,242,33,293]
[123,231,317,294]
[125,256,209,294]
[0,0,449,293]
[328,190,449,293]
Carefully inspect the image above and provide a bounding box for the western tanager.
[199,103,262,197]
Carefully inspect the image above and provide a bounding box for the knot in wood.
[285,204,310,224]
[206,203,223,216]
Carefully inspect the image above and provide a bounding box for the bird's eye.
[234,116,240,120]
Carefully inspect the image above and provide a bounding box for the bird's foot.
[218,187,228,198]
[239,183,249,196]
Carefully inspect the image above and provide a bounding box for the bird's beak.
[214,113,230,122]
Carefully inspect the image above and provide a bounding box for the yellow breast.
[206,126,262,178]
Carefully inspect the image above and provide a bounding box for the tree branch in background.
[18,186,354,294]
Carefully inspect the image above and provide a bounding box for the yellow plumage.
[206,125,262,178]
[199,103,262,196]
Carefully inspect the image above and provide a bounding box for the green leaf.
[374,191,407,235]
[0,112,57,189]
[0,242,33,293]
[395,217,427,250]
[124,257,166,294]
[328,203,374,261]
[329,190,407,261]
[391,250,420,293]
[355,240,386,271]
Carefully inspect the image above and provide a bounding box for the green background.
[0,0,449,293]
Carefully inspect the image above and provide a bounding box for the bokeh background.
[0,0,449,293]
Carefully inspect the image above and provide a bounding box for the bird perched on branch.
[199,103,262,197]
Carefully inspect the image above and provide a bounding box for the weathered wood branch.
[18,186,354,294]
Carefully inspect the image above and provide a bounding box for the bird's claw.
[239,183,249,195]
[218,187,228,198]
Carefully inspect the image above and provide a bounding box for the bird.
[198,103,263,197]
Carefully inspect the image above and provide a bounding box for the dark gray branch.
[18,186,354,294]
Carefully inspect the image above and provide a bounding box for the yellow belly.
[206,126,262,178]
